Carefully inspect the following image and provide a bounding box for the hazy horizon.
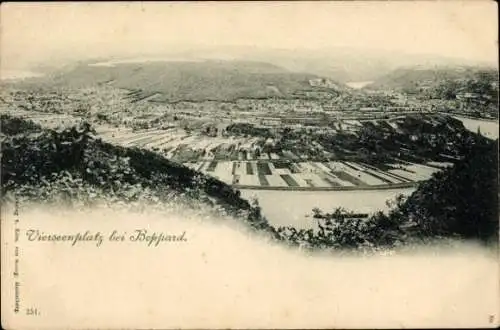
[1,1,498,72]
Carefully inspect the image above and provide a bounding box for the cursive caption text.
[25,229,188,247]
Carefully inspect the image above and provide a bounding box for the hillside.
[397,136,499,242]
[1,116,270,232]
[274,135,498,250]
[145,46,492,83]
[2,115,497,252]
[15,60,336,102]
[366,65,498,93]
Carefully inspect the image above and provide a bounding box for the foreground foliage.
[399,136,498,242]
[2,116,498,252]
[1,116,270,231]
[275,136,499,249]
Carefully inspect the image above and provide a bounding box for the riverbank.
[235,181,419,191]
[450,114,499,123]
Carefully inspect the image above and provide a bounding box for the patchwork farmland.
[87,125,446,190]
[184,159,443,190]
[1,108,450,190]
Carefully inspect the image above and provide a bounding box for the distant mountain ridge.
[19,59,347,102]
[8,45,496,85]
[7,47,496,101]
[366,65,498,92]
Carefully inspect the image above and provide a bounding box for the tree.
[399,137,498,242]
[312,207,323,219]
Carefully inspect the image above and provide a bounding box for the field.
[186,159,440,189]
[1,108,446,191]
[94,123,446,189]
[91,120,444,229]
[183,160,441,189]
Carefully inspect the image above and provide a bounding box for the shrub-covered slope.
[1,116,269,231]
[2,116,497,252]
[275,136,499,249]
[398,137,499,242]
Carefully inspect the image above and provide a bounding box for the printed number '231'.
[26,308,39,316]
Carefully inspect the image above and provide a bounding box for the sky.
[1,1,498,70]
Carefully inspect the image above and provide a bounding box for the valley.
[1,59,498,230]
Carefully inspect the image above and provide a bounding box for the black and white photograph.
[1,1,498,329]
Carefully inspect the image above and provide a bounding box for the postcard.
[1,1,499,329]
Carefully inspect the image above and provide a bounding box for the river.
[242,116,498,229]
[345,81,374,89]
[453,116,499,139]
[241,188,415,229]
